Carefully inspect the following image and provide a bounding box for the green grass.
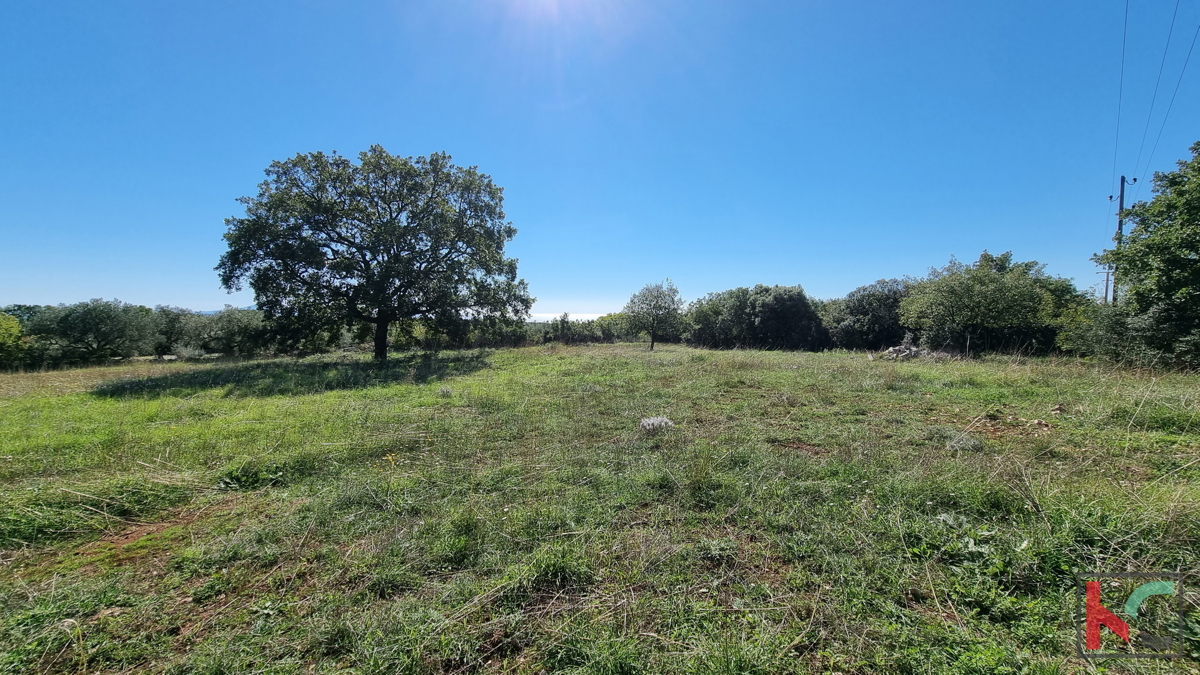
[1,345,1198,673]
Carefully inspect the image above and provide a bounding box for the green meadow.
[1,345,1198,673]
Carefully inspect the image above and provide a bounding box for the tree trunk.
[373,319,390,361]
[649,331,656,351]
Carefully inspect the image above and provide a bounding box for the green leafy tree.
[593,313,629,342]
[900,252,1084,354]
[1,304,48,327]
[1097,141,1200,367]
[827,279,911,350]
[624,280,685,351]
[747,285,826,350]
[217,146,533,361]
[688,287,755,349]
[152,305,199,357]
[26,299,159,364]
[687,284,826,351]
[208,307,268,356]
[0,313,25,369]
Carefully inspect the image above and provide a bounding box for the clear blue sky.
[2,1,1198,318]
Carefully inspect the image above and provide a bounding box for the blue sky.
[2,1,1198,318]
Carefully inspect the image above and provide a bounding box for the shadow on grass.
[91,351,491,399]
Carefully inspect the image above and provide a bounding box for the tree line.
[547,141,1200,370]
[2,141,1197,370]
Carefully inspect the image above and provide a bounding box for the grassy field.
[1,344,1198,674]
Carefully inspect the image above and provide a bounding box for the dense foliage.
[217,146,532,361]
[24,299,160,364]
[0,301,273,369]
[9,141,1200,369]
[821,278,911,350]
[687,284,826,351]
[623,280,685,350]
[1094,141,1200,368]
[900,252,1085,354]
[0,313,24,368]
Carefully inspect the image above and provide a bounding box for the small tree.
[153,305,198,357]
[624,280,684,350]
[0,313,25,369]
[827,279,911,350]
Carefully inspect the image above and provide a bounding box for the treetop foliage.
[822,278,911,351]
[688,284,825,351]
[1093,141,1200,367]
[9,140,1199,369]
[899,251,1085,354]
[0,313,24,367]
[25,299,160,363]
[217,146,532,359]
[623,280,685,350]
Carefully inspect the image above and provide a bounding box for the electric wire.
[1109,0,1131,197]
[1130,0,1181,184]
[1135,20,1200,198]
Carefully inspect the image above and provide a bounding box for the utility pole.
[1108,175,1136,304]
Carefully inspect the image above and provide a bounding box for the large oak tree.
[217,147,532,360]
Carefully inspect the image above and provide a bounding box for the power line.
[1131,0,1181,182]
[1110,0,1131,197]
[1136,20,1200,197]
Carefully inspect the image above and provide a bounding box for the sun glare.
[501,0,641,41]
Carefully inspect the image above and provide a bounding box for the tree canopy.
[623,280,684,351]
[25,299,159,364]
[688,284,826,351]
[1096,141,1200,366]
[0,313,23,369]
[824,278,911,350]
[900,251,1084,354]
[217,146,532,360]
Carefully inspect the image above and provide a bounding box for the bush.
[1058,301,1200,369]
[168,307,270,356]
[687,284,826,351]
[900,251,1085,354]
[0,313,25,369]
[826,278,911,350]
[152,305,198,357]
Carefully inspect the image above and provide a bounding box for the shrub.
[900,251,1085,354]
[827,278,911,350]
[0,313,25,369]
[152,305,198,357]
[687,284,826,351]
[170,307,269,356]
[1058,301,1200,369]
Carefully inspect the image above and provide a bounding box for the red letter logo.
[1086,581,1130,649]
